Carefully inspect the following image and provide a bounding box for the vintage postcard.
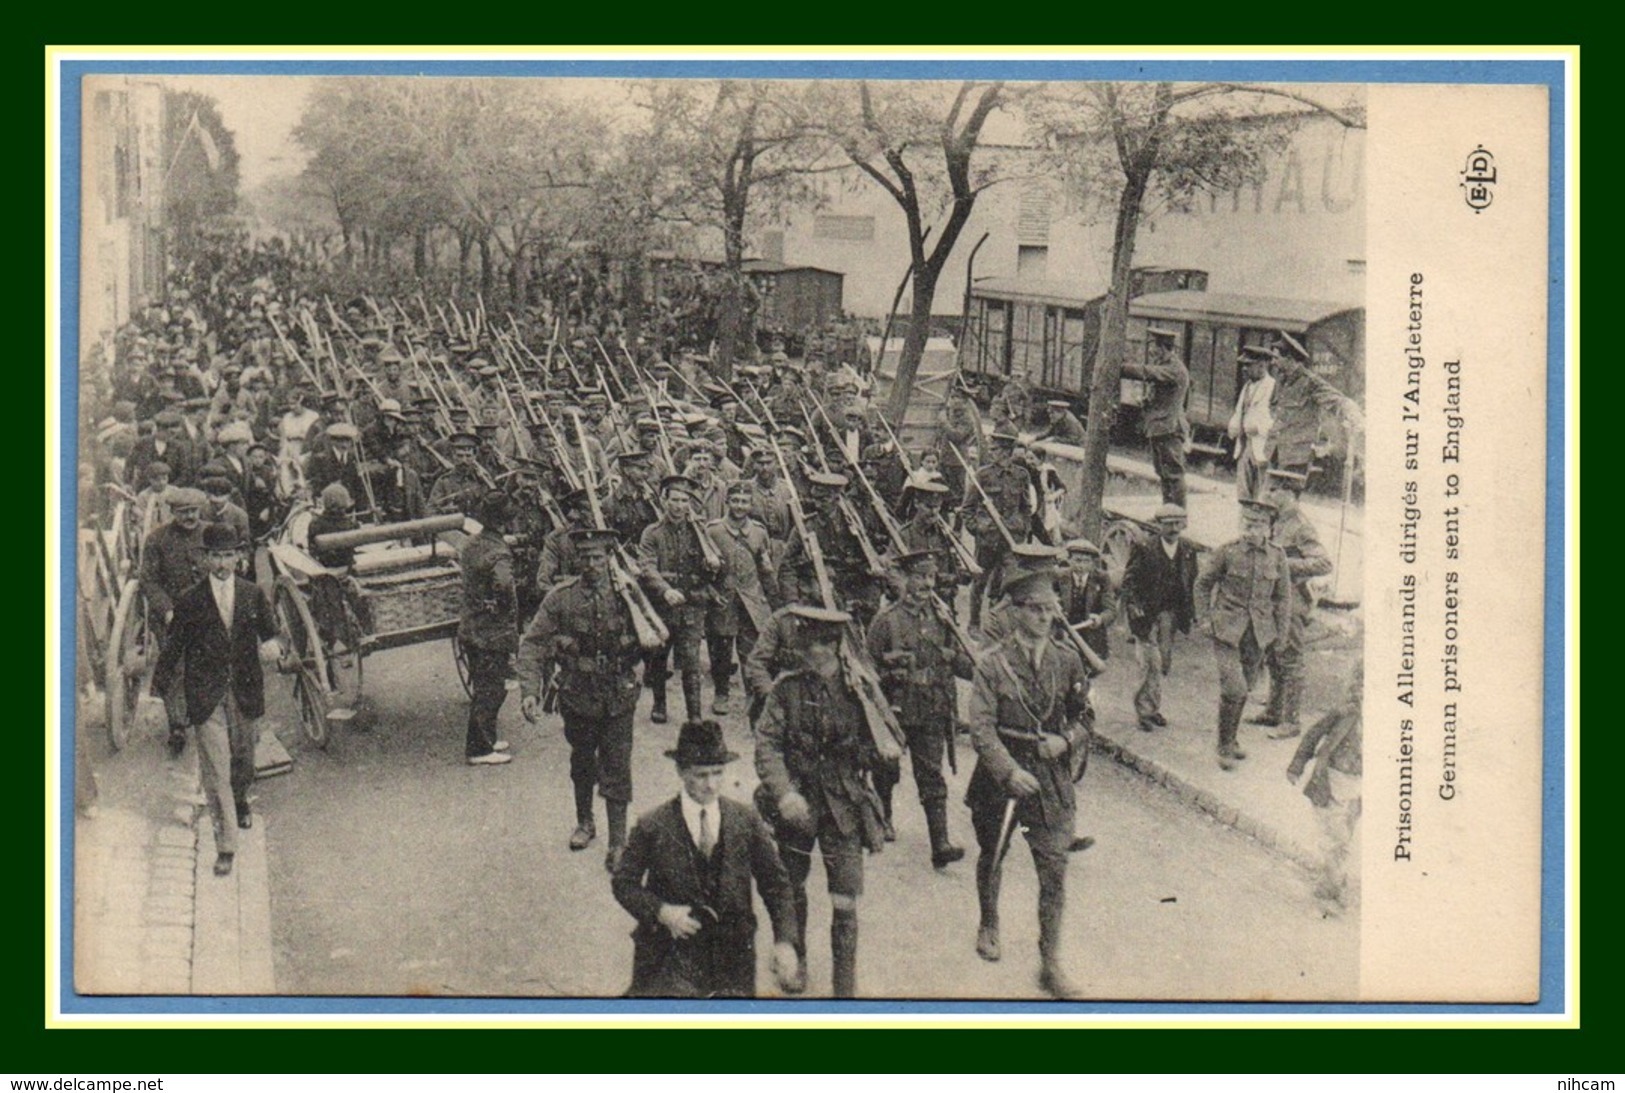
[47,49,1574,1024]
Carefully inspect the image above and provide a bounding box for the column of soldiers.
[85,225,1364,997]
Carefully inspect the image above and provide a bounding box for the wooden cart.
[266,508,474,747]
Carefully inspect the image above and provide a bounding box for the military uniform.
[1194,512,1293,768]
[1253,500,1332,734]
[866,589,974,864]
[961,448,1033,629]
[518,559,644,859]
[457,525,517,762]
[1128,331,1191,506]
[638,513,723,723]
[753,623,887,998]
[705,514,776,715]
[965,614,1091,994]
[427,466,484,516]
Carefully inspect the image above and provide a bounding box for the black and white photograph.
[60,62,1550,1013]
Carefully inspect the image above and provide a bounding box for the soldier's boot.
[1036,880,1081,1000]
[975,852,1002,962]
[681,674,704,724]
[830,908,859,999]
[649,686,669,725]
[569,781,596,851]
[604,799,628,874]
[1269,678,1304,740]
[925,800,964,868]
[1217,697,1248,770]
[1248,673,1283,726]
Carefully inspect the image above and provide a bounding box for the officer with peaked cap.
[965,565,1091,998]
[1194,498,1292,770]
[1129,326,1192,508]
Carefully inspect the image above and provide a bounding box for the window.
[814,215,875,242]
[1056,309,1096,392]
[1010,303,1045,380]
[979,300,1009,376]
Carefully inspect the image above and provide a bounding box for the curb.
[1090,733,1321,873]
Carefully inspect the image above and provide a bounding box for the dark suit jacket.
[152,575,278,724]
[1120,535,1199,639]
[611,795,796,998]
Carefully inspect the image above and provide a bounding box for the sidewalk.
[1081,617,1359,873]
[73,696,276,997]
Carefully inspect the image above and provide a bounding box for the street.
[258,636,1357,1002]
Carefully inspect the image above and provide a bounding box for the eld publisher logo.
[1461,145,1496,212]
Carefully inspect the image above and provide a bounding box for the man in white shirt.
[611,719,801,997]
[1227,345,1276,501]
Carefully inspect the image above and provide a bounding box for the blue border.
[54,54,1570,1019]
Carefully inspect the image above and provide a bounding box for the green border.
[29,11,1593,1076]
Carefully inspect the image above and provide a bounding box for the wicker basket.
[366,571,463,637]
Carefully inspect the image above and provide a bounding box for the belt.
[996,725,1047,744]
[562,654,628,673]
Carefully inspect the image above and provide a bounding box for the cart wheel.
[451,633,473,698]
[105,579,154,751]
[275,577,333,749]
[1101,518,1143,591]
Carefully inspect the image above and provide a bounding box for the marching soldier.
[776,471,877,626]
[1195,498,1293,770]
[638,475,724,725]
[705,482,777,717]
[1249,470,1333,739]
[961,430,1033,631]
[507,459,553,624]
[519,528,646,870]
[965,567,1092,999]
[754,605,889,998]
[427,432,485,516]
[534,487,591,594]
[866,550,974,867]
[458,491,519,767]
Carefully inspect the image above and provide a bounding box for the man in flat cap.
[140,486,211,756]
[127,409,198,489]
[1119,503,1200,733]
[1227,345,1276,502]
[1036,398,1087,446]
[304,422,369,516]
[612,719,800,998]
[1194,499,1292,770]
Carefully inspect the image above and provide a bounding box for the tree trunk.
[624,250,649,349]
[413,227,428,278]
[478,235,494,302]
[1076,168,1150,541]
[884,265,942,423]
[715,216,748,383]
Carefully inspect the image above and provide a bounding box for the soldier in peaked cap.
[703,480,778,718]
[753,604,887,998]
[638,474,724,724]
[1128,326,1192,508]
[1194,498,1292,770]
[867,550,975,867]
[427,432,485,516]
[961,428,1036,632]
[520,527,645,870]
[965,565,1092,998]
[1247,469,1333,740]
[458,491,518,768]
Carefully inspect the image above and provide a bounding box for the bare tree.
[1031,82,1365,538]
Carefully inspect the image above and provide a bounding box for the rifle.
[764,402,904,763]
[948,442,1107,678]
[567,408,669,650]
[870,408,982,577]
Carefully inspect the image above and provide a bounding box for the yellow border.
[43,44,1580,1031]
